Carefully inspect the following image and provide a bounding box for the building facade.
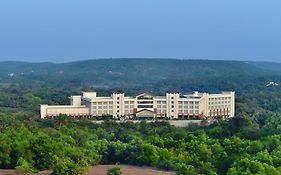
[40,91,235,119]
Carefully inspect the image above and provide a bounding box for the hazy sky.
[0,0,281,62]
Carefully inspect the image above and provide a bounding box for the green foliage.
[15,157,36,174]
[52,156,89,175]
[107,165,122,175]
[175,163,197,175]
[1,59,281,174]
[1,112,281,174]
[227,157,280,175]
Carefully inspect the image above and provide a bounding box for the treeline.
[1,111,281,174]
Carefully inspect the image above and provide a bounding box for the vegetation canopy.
[0,59,281,175]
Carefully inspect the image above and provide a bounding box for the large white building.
[40,91,235,119]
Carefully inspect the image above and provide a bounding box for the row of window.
[209,101,231,105]
[178,101,199,105]
[124,105,134,109]
[208,111,230,115]
[93,104,206,110]
[156,109,199,114]
[157,101,200,105]
[93,102,113,105]
[124,101,134,104]
[209,97,231,101]
[93,104,135,109]
[93,106,113,110]
[178,105,199,109]
[209,105,231,109]
[156,105,200,108]
[178,110,199,114]
[93,110,113,114]
[156,101,166,104]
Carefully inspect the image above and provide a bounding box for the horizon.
[1,1,281,63]
[0,58,281,64]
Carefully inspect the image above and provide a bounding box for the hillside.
[0,59,280,94]
[248,61,281,72]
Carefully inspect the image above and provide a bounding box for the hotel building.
[40,91,235,119]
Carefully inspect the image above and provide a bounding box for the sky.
[0,0,281,63]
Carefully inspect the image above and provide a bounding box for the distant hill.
[247,61,281,72]
[0,59,280,94]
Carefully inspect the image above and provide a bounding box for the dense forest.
[0,59,281,174]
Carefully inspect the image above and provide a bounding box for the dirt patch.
[89,165,176,175]
[0,165,175,175]
[0,169,52,175]
[0,169,17,175]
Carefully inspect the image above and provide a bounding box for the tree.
[175,163,197,175]
[52,156,89,175]
[227,158,280,175]
[55,114,70,127]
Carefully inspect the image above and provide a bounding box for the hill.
[0,59,280,94]
[248,61,281,72]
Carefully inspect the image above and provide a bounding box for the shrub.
[107,165,122,175]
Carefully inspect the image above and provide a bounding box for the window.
[171,97,174,99]
[171,110,174,112]
[117,110,119,113]
[138,95,153,100]
[171,101,174,104]
[117,97,119,100]
[172,105,174,108]
[117,101,119,104]
[137,105,153,108]
[137,101,153,104]
[117,106,119,108]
